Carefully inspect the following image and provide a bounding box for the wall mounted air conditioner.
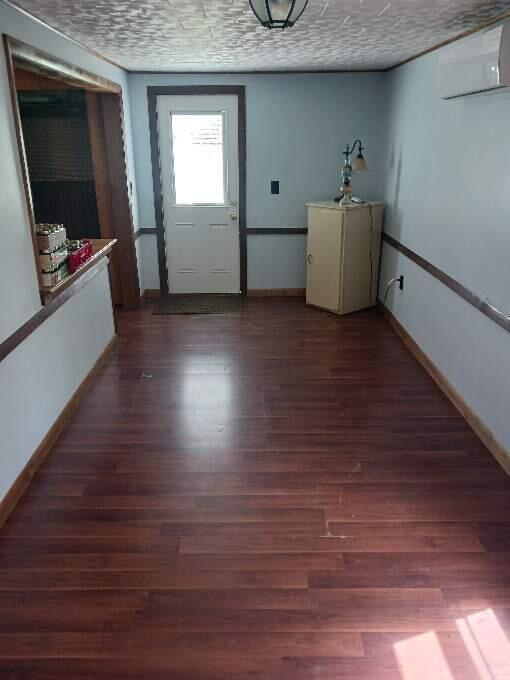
[439,23,510,99]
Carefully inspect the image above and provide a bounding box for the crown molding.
[387,8,510,71]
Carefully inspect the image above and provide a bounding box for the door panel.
[157,95,240,294]
[173,222,198,274]
[208,222,235,274]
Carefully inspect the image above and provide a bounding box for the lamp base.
[338,183,352,205]
[334,194,365,205]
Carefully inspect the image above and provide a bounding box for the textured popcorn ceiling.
[9,0,510,71]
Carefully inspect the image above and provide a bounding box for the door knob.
[230,213,238,220]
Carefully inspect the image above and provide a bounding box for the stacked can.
[36,224,68,287]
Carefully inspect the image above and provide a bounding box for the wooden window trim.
[6,36,121,93]
[3,35,140,309]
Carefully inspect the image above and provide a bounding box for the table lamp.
[339,139,368,205]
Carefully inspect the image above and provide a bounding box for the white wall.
[139,233,159,291]
[127,71,388,290]
[247,234,306,289]
[0,267,115,500]
[0,2,130,502]
[380,47,510,452]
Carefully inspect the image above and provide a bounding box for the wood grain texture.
[101,93,141,309]
[86,90,141,309]
[7,36,121,93]
[1,298,509,678]
[14,67,77,91]
[86,92,122,304]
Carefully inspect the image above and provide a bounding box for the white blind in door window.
[170,113,226,206]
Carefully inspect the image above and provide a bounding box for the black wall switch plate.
[271,180,280,195]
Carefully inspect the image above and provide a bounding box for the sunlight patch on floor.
[394,609,510,680]
[394,631,455,680]
[456,609,510,680]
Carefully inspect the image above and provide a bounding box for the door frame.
[148,86,247,297]
[3,35,140,309]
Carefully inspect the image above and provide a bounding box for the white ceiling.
[9,0,510,71]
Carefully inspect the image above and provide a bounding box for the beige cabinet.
[306,201,383,315]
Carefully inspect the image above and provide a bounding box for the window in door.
[170,112,227,206]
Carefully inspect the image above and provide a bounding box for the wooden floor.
[1,299,510,679]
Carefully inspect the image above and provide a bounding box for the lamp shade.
[352,153,368,172]
[249,0,309,29]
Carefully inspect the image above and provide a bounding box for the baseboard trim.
[0,335,117,529]
[143,289,307,300]
[143,289,162,301]
[378,301,510,476]
[247,288,306,298]
[246,228,308,235]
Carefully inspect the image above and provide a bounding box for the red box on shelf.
[67,240,93,274]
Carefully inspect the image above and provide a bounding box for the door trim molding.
[148,85,247,297]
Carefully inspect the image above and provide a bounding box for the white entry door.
[157,95,240,293]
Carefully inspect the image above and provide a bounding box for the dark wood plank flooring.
[1,299,510,679]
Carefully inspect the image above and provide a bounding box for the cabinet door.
[306,208,342,312]
[339,207,373,314]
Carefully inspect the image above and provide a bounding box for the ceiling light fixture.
[249,0,309,29]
